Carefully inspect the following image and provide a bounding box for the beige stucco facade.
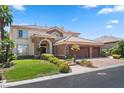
[102,42,118,49]
[10,25,102,58]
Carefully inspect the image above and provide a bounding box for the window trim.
[18,30,28,39]
[17,44,29,55]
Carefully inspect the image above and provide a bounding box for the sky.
[10,5,124,40]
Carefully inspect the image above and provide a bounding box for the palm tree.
[71,44,80,63]
[0,5,13,40]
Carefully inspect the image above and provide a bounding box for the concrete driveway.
[89,58,124,67]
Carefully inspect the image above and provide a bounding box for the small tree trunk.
[74,52,76,63]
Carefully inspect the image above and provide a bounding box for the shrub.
[78,60,93,67]
[101,49,110,57]
[112,54,121,59]
[59,62,70,73]
[66,56,74,62]
[49,57,60,64]
[41,53,54,60]
[2,61,14,68]
[56,61,64,67]
[17,55,34,59]
[8,53,17,62]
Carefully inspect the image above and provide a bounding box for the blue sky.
[11,5,124,39]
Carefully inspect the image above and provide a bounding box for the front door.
[41,47,47,54]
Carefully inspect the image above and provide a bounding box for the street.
[9,65,124,88]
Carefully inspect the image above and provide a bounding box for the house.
[95,35,123,49]
[10,25,103,59]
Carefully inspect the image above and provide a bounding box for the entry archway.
[39,39,52,54]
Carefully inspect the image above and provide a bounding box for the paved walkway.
[89,58,124,67]
[70,65,93,73]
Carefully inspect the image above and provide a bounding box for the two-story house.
[10,25,103,59]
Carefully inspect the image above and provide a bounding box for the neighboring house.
[95,36,123,49]
[10,25,103,59]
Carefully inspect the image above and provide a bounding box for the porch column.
[89,47,93,58]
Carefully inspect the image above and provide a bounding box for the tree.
[117,40,124,57]
[0,38,15,67]
[71,44,80,62]
[0,5,13,40]
[0,5,15,67]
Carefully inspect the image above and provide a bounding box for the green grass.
[120,58,124,60]
[4,60,59,82]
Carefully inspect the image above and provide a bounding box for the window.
[51,32,61,37]
[18,30,28,38]
[17,44,28,55]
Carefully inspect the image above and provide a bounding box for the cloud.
[83,5,98,9]
[106,19,119,29]
[72,18,79,22]
[98,5,124,15]
[107,20,119,24]
[12,5,25,11]
[19,23,28,25]
[106,25,112,29]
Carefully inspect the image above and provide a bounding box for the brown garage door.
[70,47,89,59]
[92,47,100,58]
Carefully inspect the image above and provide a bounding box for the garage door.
[70,47,89,59]
[92,47,100,58]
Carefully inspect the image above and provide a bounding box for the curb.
[3,63,124,88]
[0,80,6,88]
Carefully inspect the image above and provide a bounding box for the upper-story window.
[51,32,61,37]
[18,30,28,38]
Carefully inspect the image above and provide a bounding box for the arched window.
[51,32,61,37]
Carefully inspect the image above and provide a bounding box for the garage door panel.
[92,47,100,58]
[70,47,89,59]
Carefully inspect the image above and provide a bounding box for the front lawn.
[4,60,59,82]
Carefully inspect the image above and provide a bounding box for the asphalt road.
[9,66,124,88]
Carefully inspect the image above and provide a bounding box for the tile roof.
[11,25,80,34]
[55,36,103,46]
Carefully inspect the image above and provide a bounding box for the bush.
[66,56,74,62]
[17,55,34,59]
[49,57,60,64]
[41,54,54,60]
[101,49,110,57]
[59,62,70,73]
[2,61,14,68]
[78,60,93,67]
[112,54,121,59]
[8,53,17,62]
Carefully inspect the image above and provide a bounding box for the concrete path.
[70,65,93,73]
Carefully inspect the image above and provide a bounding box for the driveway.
[70,65,93,73]
[89,58,124,67]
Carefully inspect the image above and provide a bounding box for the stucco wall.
[10,26,76,56]
[102,42,118,49]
